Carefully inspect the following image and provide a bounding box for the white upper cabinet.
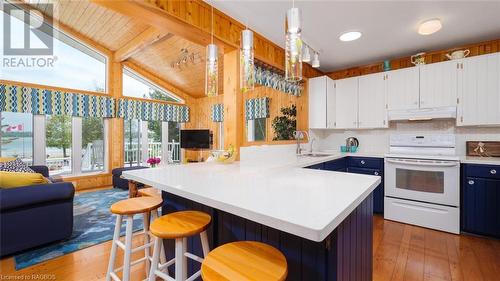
[335,77,359,129]
[358,72,388,128]
[457,53,500,126]
[326,77,336,128]
[386,67,420,110]
[308,76,335,129]
[419,60,458,108]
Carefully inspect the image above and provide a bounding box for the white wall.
[310,120,500,156]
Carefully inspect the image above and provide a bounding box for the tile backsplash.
[310,120,500,156]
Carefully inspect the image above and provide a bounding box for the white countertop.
[460,156,500,165]
[123,154,380,242]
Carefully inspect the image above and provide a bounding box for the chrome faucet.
[294,130,309,155]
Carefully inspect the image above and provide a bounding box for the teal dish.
[350,146,358,153]
[341,145,348,152]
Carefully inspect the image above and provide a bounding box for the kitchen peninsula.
[123,152,380,281]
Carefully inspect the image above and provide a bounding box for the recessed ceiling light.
[339,31,362,42]
[418,19,442,35]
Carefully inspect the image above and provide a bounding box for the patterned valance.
[255,65,304,96]
[0,83,115,118]
[211,103,224,122]
[245,97,270,120]
[116,99,189,123]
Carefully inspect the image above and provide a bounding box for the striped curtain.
[116,98,189,123]
[245,97,270,120]
[211,103,224,122]
[0,83,115,118]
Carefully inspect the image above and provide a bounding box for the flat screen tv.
[180,129,211,149]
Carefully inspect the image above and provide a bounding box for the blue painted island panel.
[162,191,373,281]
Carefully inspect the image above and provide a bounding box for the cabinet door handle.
[468,180,475,185]
[491,169,497,175]
[374,171,379,176]
[361,160,366,165]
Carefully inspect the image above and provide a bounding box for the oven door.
[384,158,459,206]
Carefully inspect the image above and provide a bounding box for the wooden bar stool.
[201,241,287,281]
[148,211,211,281]
[106,196,163,281]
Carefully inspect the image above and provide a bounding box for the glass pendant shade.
[240,29,255,93]
[285,7,302,82]
[205,44,218,97]
[312,52,320,68]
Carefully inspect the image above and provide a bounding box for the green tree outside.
[46,115,72,158]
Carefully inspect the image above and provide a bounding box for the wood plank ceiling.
[24,0,222,98]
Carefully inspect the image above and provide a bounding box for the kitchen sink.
[299,153,330,157]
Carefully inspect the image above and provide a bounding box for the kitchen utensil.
[346,137,359,151]
[445,49,470,60]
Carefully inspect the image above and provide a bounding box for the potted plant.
[146,157,161,168]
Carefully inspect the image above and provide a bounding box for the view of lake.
[1,137,69,159]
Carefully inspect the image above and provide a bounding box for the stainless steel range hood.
[388,106,457,121]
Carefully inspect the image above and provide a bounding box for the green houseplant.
[272,104,297,141]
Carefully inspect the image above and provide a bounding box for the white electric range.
[384,134,460,234]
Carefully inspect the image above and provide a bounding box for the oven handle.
[386,158,459,167]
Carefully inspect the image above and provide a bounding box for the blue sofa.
[112,166,148,190]
[0,166,75,257]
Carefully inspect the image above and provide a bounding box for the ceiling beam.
[114,27,172,62]
[91,0,227,51]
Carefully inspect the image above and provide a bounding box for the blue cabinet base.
[162,191,373,281]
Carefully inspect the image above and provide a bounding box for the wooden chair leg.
[106,215,122,281]
[128,180,138,198]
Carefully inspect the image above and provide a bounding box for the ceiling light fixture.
[302,44,311,63]
[339,31,362,42]
[418,19,442,35]
[312,52,320,68]
[285,0,303,82]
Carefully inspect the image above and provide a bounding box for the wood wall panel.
[328,38,500,80]
[242,82,309,146]
[183,94,224,161]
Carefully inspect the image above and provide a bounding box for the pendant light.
[240,28,255,93]
[205,5,218,97]
[285,1,302,82]
[312,52,320,68]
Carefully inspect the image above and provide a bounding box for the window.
[168,122,181,162]
[0,112,33,164]
[123,68,182,103]
[82,117,105,173]
[124,119,141,167]
[247,118,266,142]
[45,115,72,175]
[1,9,106,92]
[148,120,162,159]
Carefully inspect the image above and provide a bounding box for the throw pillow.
[0,158,35,173]
[0,171,49,188]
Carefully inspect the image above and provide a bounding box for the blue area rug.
[14,189,144,270]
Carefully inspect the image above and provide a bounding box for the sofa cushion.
[0,171,49,188]
[0,158,35,173]
[111,166,148,176]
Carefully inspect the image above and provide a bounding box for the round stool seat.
[110,197,163,215]
[201,241,287,281]
[138,187,161,198]
[150,211,211,239]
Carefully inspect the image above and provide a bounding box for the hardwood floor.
[1,215,499,280]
